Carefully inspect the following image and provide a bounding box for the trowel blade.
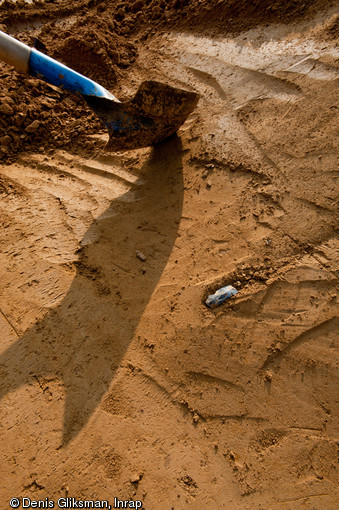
[84,81,199,151]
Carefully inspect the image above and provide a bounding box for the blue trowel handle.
[0,30,118,101]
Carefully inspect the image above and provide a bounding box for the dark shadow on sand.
[0,135,184,444]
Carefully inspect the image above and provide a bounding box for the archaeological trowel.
[0,31,199,150]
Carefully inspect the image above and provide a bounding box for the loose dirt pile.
[0,0,338,509]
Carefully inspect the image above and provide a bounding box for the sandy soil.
[0,1,338,509]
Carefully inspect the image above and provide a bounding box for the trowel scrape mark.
[260,316,339,372]
[186,370,245,391]
[285,57,339,80]
[186,66,228,100]
[167,31,339,73]
[179,53,302,105]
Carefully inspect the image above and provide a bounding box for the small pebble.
[0,135,11,146]
[25,120,41,133]
[130,473,141,484]
[136,250,147,261]
[193,412,200,423]
[0,103,14,115]
[264,370,273,382]
[131,0,144,12]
